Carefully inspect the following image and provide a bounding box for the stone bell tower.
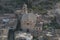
[22,3,28,14]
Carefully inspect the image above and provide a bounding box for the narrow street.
[8,29,15,40]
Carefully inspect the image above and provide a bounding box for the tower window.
[27,23,29,25]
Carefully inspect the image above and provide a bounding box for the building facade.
[15,31,33,40]
[0,14,17,29]
[0,13,17,40]
[0,29,9,40]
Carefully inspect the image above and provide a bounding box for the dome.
[21,13,37,31]
[21,13,37,23]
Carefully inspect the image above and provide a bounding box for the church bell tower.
[22,3,28,14]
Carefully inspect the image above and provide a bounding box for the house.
[0,14,17,29]
[15,31,33,40]
[0,13,17,40]
[0,29,9,40]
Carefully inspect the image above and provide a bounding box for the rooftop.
[0,14,17,29]
[15,31,33,40]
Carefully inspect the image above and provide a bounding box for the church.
[0,3,44,40]
[15,3,43,37]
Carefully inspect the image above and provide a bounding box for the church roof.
[21,13,37,22]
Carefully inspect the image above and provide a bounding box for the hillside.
[0,0,60,13]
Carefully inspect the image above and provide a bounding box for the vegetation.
[32,6,47,15]
[33,36,38,40]
[43,24,49,30]
[49,16,60,29]
[43,16,60,30]
[0,0,59,13]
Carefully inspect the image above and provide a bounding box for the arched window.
[27,23,29,25]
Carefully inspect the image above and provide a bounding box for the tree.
[43,23,49,30]
[50,16,60,29]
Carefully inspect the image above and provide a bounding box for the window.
[10,27,13,29]
[39,28,40,30]
[27,29,29,32]
[2,18,9,24]
[27,23,29,25]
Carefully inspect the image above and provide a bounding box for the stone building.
[0,29,9,40]
[15,31,33,40]
[15,3,36,32]
[15,3,44,38]
[0,13,17,29]
[21,13,37,32]
[15,3,28,20]
[0,13,17,40]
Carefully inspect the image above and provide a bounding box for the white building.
[15,31,33,40]
[20,4,37,32]
[0,14,17,40]
[0,14,17,29]
[0,29,9,40]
